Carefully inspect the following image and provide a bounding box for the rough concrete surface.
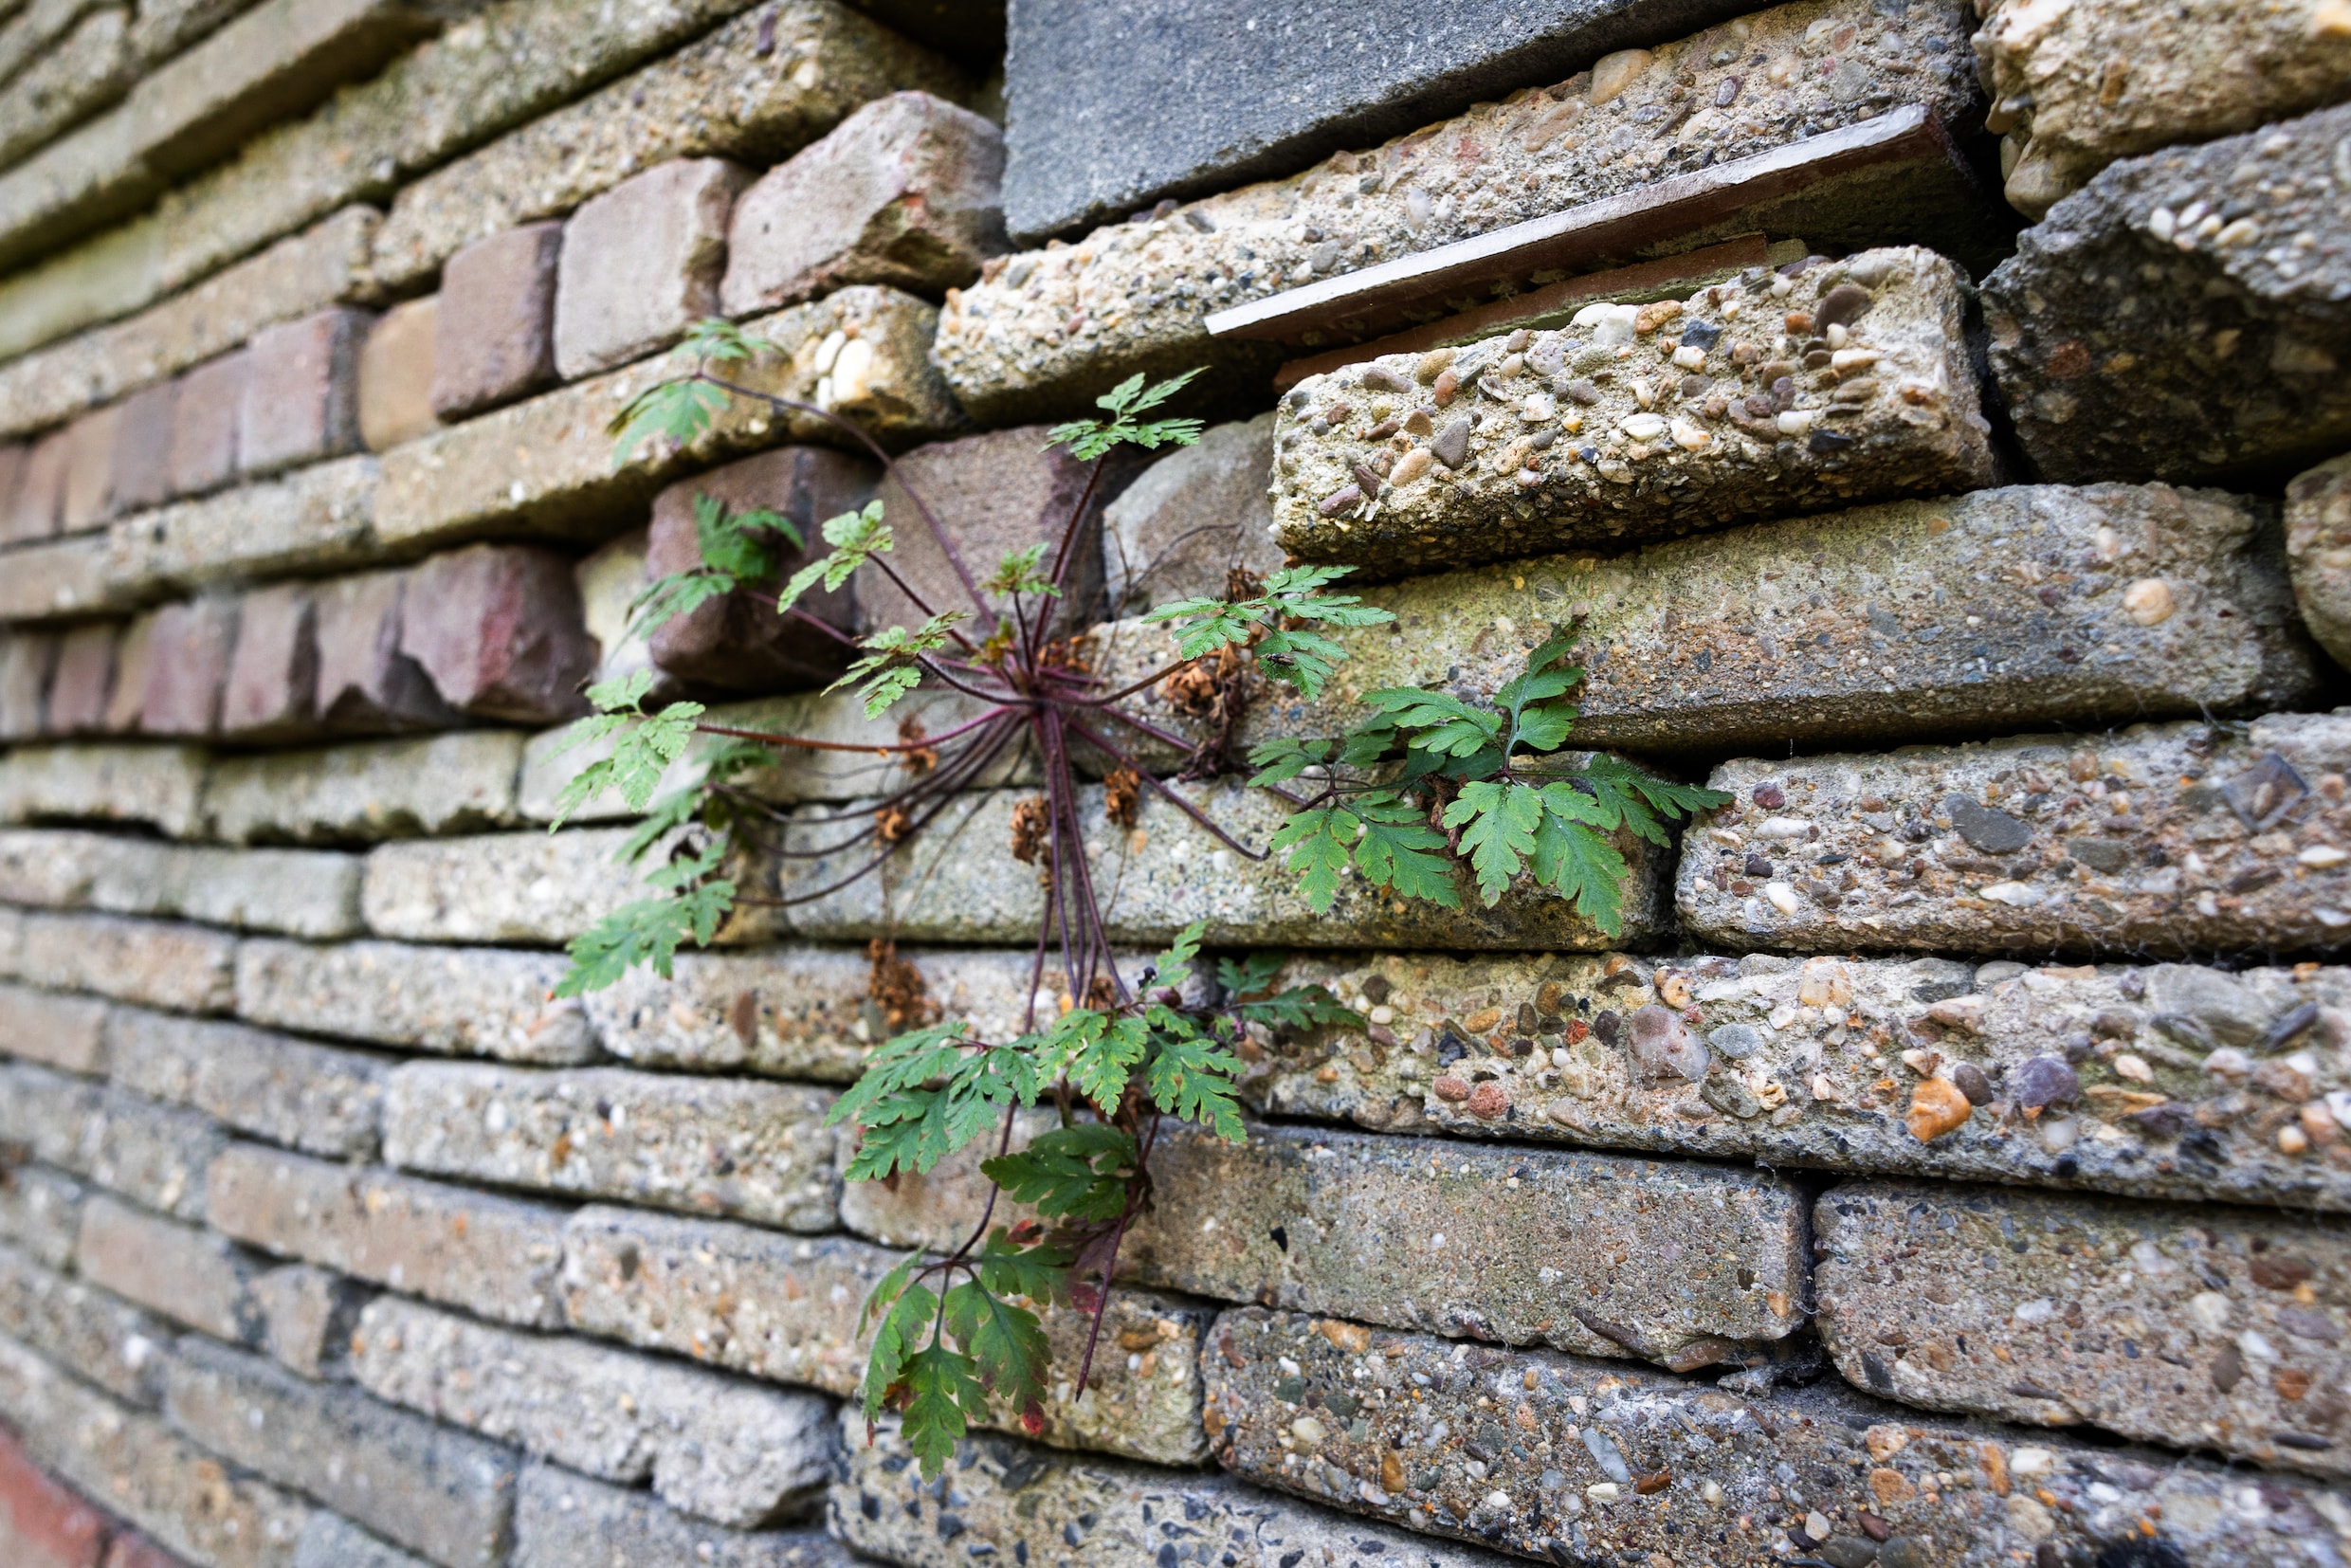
[517,1461,862,1568]
[2291,453,2351,674]
[233,936,598,1064]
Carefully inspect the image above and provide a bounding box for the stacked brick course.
[1,2,2349,1567]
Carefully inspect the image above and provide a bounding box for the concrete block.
[60,406,122,534]
[516,1461,857,1568]
[208,1144,570,1327]
[0,1065,99,1191]
[238,308,368,478]
[0,982,109,1074]
[219,582,319,739]
[44,623,119,735]
[0,828,360,939]
[572,527,667,696]
[75,1194,260,1344]
[0,1336,312,1568]
[0,8,134,172]
[81,1087,225,1220]
[0,631,55,739]
[355,297,442,453]
[0,742,209,836]
[307,571,458,735]
[3,428,67,544]
[1678,711,2351,959]
[359,827,714,947]
[1202,1305,2351,1568]
[252,1265,370,1381]
[395,543,597,723]
[720,90,1005,315]
[136,599,236,738]
[4,912,235,1014]
[353,1296,833,1527]
[1984,101,2351,487]
[107,379,176,516]
[1818,1180,2351,1477]
[560,1205,1212,1465]
[0,534,115,622]
[0,1421,109,1568]
[2290,453,2351,674]
[374,287,964,555]
[1103,412,1284,615]
[0,1238,174,1408]
[103,1008,383,1159]
[0,1165,87,1270]
[233,937,597,1065]
[646,446,875,692]
[162,1338,519,1568]
[164,351,246,498]
[431,223,560,421]
[292,1512,433,1568]
[385,1064,837,1231]
[554,158,750,381]
[106,454,379,597]
[207,732,520,845]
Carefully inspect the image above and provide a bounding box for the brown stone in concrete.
[108,379,176,516]
[137,598,236,737]
[4,912,235,1015]
[554,158,750,381]
[3,428,67,544]
[60,406,121,534]
[218,582,318,739]
[2289,453,2351,674]
[429,221,560,421]
[355,297,441,453]
[238,307,367,477]
[396,543,597,722]
[75,1194,262,1345]
[164,350,245,497]
[40,624,117,735]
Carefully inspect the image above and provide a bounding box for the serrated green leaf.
[944,1281,1050,1418]
[980,1124,1136,1223]
[1267,806,1355,912]
[862,1278,936,1420]
[983,542,1058,599]
[898,1341,984,1477]
[969,1227,1071,1303]
[828,611,965,719]
[1349,793,1459,908]
[1146,1030,1245,1140]
[608,377,726,465]
[1530,804,1630,937]
[1444,779,1543,905]
[859,1249,927,1334]
[555,874,736,996]
[1244,738,1334,787]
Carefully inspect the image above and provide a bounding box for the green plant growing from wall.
[552,319,1724,1474]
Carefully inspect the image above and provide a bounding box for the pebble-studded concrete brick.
[232,938,597,1065]
[0,741,210,836]
[0,911,233,1013]
[205,732,524,846]
[1268,248,1997,578]
[251,1264,370,1382]
[0,827,362,939]
[103,455,377,597]
[0,1238,174,1408]
[79,1086,224,1220]
[101,1008,384,1160]
[1678,711,2351,958]
[517,1461,863,1568]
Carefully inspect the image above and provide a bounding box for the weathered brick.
[2290,453,2351,674]
[374,286,963,553]
[3,429,67,544]
[219,582,319,739]
[428,222,559,421]
[0,1335,312,1568]
[0,1164,88,1270]
[107,455,378,596]
[107,380,176,517]
[554,158,749,381]
[1203,1306,2351,1568]
[0,1421,109,1568]
[307,570,456,736]
[208,1144,568,1327]
[251,1265,370,1381]
[0,981,108,1074]
[164,350,246,498]
[4,912,235,1013]
[517,1461,855,1568]
[292,1511,433,1568]
[0,534,115,622]
[1984,101,2351,487]
[720,90,1005,316]
[559,1205,1212,1465]
[1679,711,2351,959]
[934,0,1985,424]
[81,1087,226,1220]
[832,1411,1522,1568]
[1818,1179,2351,1479]
[103,1008,383,1159]
[102,1533,192,1568]
[60,406,122,534]
[208,732,520,845]
[0,631,56,739]
[136,599,235,738]
[0,742,209,836]
[849,1118,1806,1369]
[100,616,154,730]
[233,938,597,1065]
[394,543,596,722]
[386,1063,836,1230]
[44,623,119,735]
[1103,412,1283,615]
[354,1295,832,1527]
[163,1337,519,1568]
[775,779,1669,951]
[359,828,683,946]
[368,1,970,296]
[0,1238,173,1407]
[237,308,368,478]
[75,1194,261,1343]
[355,297,442,453]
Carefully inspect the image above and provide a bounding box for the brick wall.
[0,2,2348,1567]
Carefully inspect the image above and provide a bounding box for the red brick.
[0,444,25,532]
[60,408,122,535]
[108,383,178,518]
[166,353,247,498]
[100,614,157,734]
[3,429,68,545]
[313,570,455,733]
[239,309,370,477]
[553,158,749,380]
[397,544,597,722]
[721,91,1006,316]
[219,583,319,739]
[356,298,443,454]
[0,1427,108,1568]
[102,1536,190,1568]
[43,624,118,735]
[431,222,560,421]
[647,447,874,693]
[0,631,56,740]
[137,600,239,738]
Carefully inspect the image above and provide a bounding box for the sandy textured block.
[108,378,178,517]
[219,581,320,739]
[559,1205,1212,1465]
[3,911,234,1013]
[2290,453,2351,673]
[0,533,115,621]
[80,1085,226,1219]
[234,937,597,1064]
[104,454,377,597]
[0,1238,174,1408]
[846,1118,1805,1371]
[1103,412,1285,615]
[1818,1180,2351,1477]
[360,827,775,946]
[1979,0,2351,218]
[356,296,442,452]
[517,1463,856,1568]
[238,307,369,477]
[0,979,108,1073]
[1270,248,1996,577]
[384,1064,838,1231]
[1983,101,2351,487]
[0,1164,86,1270]
[293,1513,434,1568]
[206,731,523,845]
[167,348,249,496]
[375,286,963,553]
[137,599,236,738]
[933,0,1984,424]
[0,742,210,835]
[102,1007,384,1159]
[0,631,54,740]
[75,1193,261,1343]
[252,1264,372,1381]
[1679,711,2351,958]
[208,1143,568,1328]
[60,405,123,534]
[1,428,65,544]
[352,1296,832,1529]
[1203,1306,2351,1568]
[777,778,1669,951]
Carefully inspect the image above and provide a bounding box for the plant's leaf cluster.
[1146,563,1394,700]
[1046,370,1207,460]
